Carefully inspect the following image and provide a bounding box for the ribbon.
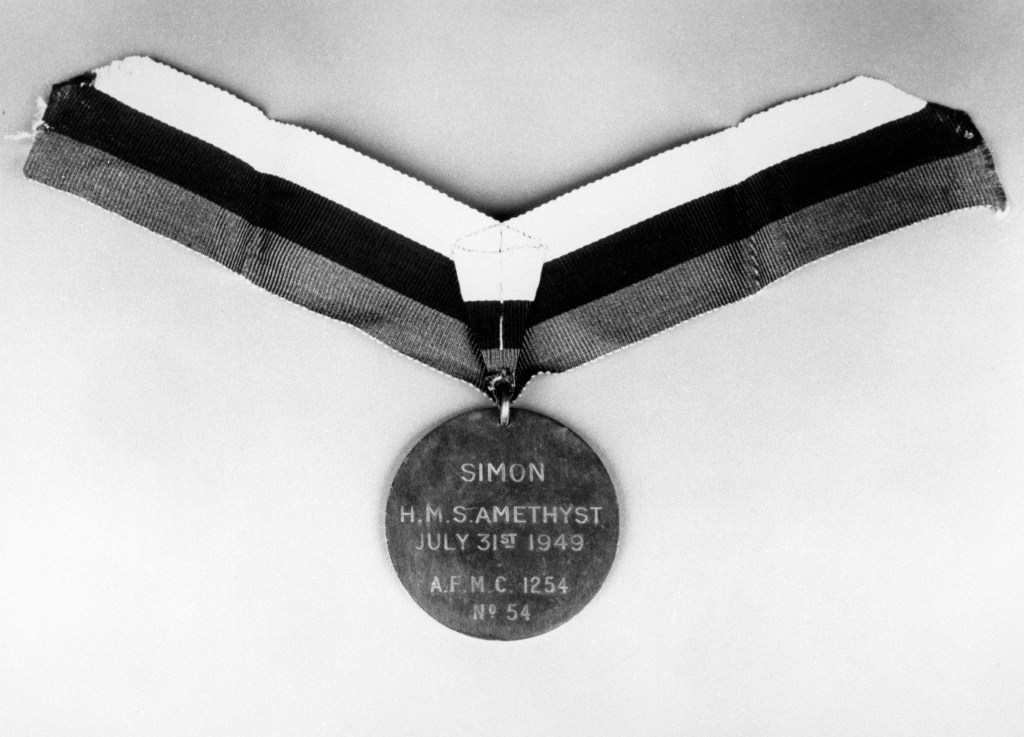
[24,57,1005,405]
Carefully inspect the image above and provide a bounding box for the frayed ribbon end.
[4,97,48,142]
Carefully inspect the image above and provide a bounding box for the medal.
[386,408,618,639]
[22,57,1005,638]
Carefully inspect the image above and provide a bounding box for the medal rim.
[384,405,620,640]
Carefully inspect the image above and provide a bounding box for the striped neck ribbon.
[25,57,1006,408]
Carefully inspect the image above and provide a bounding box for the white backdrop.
[2,1,1023,734]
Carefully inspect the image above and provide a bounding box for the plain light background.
[1,1,1023,735]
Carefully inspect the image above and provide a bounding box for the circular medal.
[386,408,619,640]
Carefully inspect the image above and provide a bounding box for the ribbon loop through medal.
[486,371,513,427]
[451,226,547,405]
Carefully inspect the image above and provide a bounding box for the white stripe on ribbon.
[92,58,925,300]
[92,56,496,256]
[507,77,925,259]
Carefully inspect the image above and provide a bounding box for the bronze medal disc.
[386,408,619,640]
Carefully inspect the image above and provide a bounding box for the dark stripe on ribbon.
[463,300,532,350]
[25,131,485,386]
[530,104,995,324]
[516,147,1004,388]
[39,78,467,322]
